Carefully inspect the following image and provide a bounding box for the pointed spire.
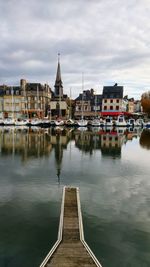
[56,53,61,82]
[54,53,63,97]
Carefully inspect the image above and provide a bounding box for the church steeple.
[54,53,63,98]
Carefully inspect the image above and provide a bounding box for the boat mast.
[37,84,40,118]
[11,86,14,119]
[23,82,28,118]
[69,87,72,119]
[58,53,61,118]
[81,73,84,120]
[95,90,97,118]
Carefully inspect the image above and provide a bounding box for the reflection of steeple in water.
[54,134,63,184]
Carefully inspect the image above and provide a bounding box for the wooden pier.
[39,187,102,267]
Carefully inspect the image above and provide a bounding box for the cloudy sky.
[0,0,150,99]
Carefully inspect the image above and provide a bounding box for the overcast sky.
[0,0,150,99]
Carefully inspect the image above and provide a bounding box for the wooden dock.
[39,187,102,267]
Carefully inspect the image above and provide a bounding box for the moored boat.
[114,115,127,127]
[77,118,88,127]
[30,118,42,126]
[104,117,113,127]
[15,118,29,126]
[65,119,75,126]
[90,119,100,127]
[4,117,15,125]
[54,119,64,126]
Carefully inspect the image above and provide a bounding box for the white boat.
[15,118,29,126]
[100,118,105,127]
[50,120,55,126]
[30,118,42,126]
[54,119,64,126]
[104,117,113,127]
[65,119,75,126]
[77,118,88,127]
[4,117,15,125]
[41,117,51,126]
[115,116,127,127]
[91,119,100,126]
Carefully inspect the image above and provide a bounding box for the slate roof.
[102,85,123,99]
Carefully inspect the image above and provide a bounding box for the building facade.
[20,79,52,118]
[0,80,52,119]
[74,89,102,119]
[0,85,22,119]
[101,84,126,116]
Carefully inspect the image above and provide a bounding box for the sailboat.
[65,88,74,126]
[77,74,88,127]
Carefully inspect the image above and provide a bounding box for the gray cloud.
[0,0,150,98]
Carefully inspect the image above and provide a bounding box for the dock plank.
[40,187,102,267]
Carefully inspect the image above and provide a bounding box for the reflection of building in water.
[139,129,150,149]
[74,129,101,154]
[74,128,125,158]
[101,130,125,158]
[0,127,52,160]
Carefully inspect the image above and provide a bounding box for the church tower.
[54,53,63,99]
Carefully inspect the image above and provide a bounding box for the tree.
[140,129,150,150]
[141,91,150,115]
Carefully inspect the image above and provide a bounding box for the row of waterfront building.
[0,58,142,120]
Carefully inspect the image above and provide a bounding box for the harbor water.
[0,126,150,267]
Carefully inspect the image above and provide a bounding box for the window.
[104,99,107,103]
[116,99,119,103]
[110,99,113,103]
[110,106,113,110]
[104,106,107,110]
[116,106,119,110]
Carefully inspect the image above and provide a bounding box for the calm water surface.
[0,126,150,267]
